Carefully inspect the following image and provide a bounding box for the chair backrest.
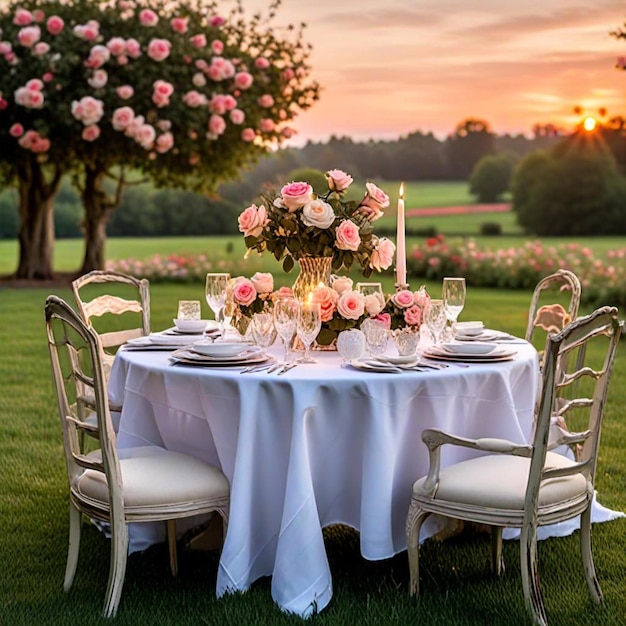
[72,270,150,375]
[45,295,124,517]
[527,306,621,517]
[525,269,581,346]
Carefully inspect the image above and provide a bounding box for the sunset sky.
[246,0,626,144]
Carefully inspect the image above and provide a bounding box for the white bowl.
[455,321,484,336]
[192,342,249,357]
[442,342,497,355]
[173,318,208,333]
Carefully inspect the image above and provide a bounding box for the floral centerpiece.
[226,272,293,335]
[377,285,430,331]
[238,170,396,299]
[310,275,385,346]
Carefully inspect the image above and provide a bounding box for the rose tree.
[0,0,320,278]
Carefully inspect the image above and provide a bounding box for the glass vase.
[292,256,333,302]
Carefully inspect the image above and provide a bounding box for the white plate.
[126,333,194,347]
[374,354,420,365]
[441,342,497,355]
[455,321,484,336]
[192,342,249,357]
[349,359,402,373]
[173,319,214,333]
[455,329,516,342]
[424,345,516,362]
[170,347,266,365]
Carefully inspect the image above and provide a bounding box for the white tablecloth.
[108,341,620,617]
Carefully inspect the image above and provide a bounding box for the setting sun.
[583,116,598,132]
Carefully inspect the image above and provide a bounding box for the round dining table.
[107,338,616,617]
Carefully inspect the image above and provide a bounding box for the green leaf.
[283,254,295,273]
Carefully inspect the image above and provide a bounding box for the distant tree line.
[2,117,626,239]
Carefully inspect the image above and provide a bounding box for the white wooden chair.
[72,270,151,383]
[525,269,582,351]
[406,306,621,626]
[45,295,230,618]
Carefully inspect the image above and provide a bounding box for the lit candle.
[396,181,407,287]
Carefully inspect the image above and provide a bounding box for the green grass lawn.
[1,280,626,625]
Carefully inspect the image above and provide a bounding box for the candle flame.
[399,181,405,199]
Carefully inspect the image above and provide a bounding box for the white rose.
[331,275,353,294]
[364,292,385,316]
[300,199,335,229]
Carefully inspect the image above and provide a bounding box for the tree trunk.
[80,165,114,273]
[15,156,62,280]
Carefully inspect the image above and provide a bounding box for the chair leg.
[406,500,431,597]
[103,520,129,618]
[580,504,603,604]
[490,526,505,575]
[520,522,548,626]
[167,519,178,577]
[64,503,82,591]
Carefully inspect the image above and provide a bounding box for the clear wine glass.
[442,277,466,339]
[250,312,277,349]
[336,329,366,366]
[424,299,447,345]
[360,317,389,357]
[273,297,299,364]
[297,301,322,363]
[205,273,230,337]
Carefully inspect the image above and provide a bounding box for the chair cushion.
[413,451,587,510]
[76,446,229,508]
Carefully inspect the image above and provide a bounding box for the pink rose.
[223,95,237,110]
[171,17,188,33]
[139,9,159,26]
[135,124,156,149]
[373,313,392,329]
[155,132,174,153]
[211,39,224,54]
[0,42,12,55]
[26,78,43,91]
[14,8,33,26]
[272,286,294,301]
[192,73,207,87]
[335,220,361,251]
[326,169,353,192]
[9,123,24,137]
[42,72,53,82]
[330,276,353,294]
[258,94,274,108]
[147,39,171,62]
[33,42,50,56]
[369,237,395,271]
[230,108,245,124]
[85,45,110,69]
[88,69,108,89]
[283,68,295,81]
[403,305,422,327]
[336,291,365,320]
[280,181,314,212]
[311,285,338,322]
[392,289,414,309]
[255,57,270,69]
[116,85,134,99]
[210,95,227,114]
[208,114,226,136]
[125,38,141,58]
[364,292,385,316]
[17,26,40,47]
[111,106,135,131]
[46,16,64,35]
[238,203,268,237]
[260,118,275,132]
[211,16,225,27]
[190,34,207,48]
[82,125,101,142]
[232,278,256,306]
[241,128,256,142]
[183,90,207,107]
[71,96,104,126]
[234,71,253,89]
[250,272,273,294]
[359,182,390,222]
[106,37,126,56]
[153,79,174,97]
